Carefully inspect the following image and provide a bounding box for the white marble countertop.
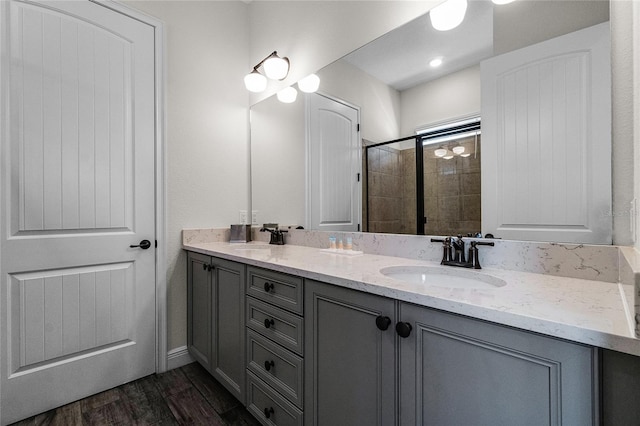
[183,241,640,356]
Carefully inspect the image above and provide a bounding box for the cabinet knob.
[375,315,392,331]
[264,281,275,292]
[396,322,413,338]
[264,318,275,329]
[264,360,275,371]
[264,407,274,419]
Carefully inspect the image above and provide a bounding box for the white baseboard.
[166,345,195,371]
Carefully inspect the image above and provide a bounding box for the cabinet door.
[305,280,396,426]
[187,252,212,370]
[399,302,597,426]
[211,257,246,403]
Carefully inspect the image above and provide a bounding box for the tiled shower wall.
[366,145,405,233]
[421,136,481,236]
[366,136,481,235]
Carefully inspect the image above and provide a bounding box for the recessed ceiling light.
[429,57,443,67]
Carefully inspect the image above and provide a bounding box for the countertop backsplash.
[183,227,625,282]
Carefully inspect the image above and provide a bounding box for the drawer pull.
[264,318,275,329]
[264,407,275,419]
[264,281,275,292]
[264,360,275,371]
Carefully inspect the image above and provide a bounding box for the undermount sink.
[380,265,506,289]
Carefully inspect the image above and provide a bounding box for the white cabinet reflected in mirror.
[250,0,612,244]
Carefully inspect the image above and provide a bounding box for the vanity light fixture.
[452,145,465,155]
[429,57,443,67]
[244,51,290,93]
[430,0,468,31]
[298,74,321,93]
[244,70,268,93]
[277,86,298,103]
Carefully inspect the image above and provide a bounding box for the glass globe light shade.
[264,56,290,80]
[443,154,454,160]
[298,74,321,93]
[430,0,468,31]
[460,153,471,158]
[277,87,298,103]
[244,71,267,93]
[452,145,465,155]
[434,148,448,158]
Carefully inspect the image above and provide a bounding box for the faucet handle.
[469,241,494,269]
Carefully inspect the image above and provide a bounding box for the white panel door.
[481,22,611,243]
[308,94,361,232]
[0,0,156,423]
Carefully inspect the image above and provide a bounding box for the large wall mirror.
[250,0,612,243]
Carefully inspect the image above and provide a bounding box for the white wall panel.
[10,263,134,371]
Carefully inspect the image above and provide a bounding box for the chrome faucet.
[431,236,494,269]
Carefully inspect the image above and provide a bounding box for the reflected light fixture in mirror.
[298,74,321,93]
[434,147,447,157]
[244,51,290,93]
[430,0,468,31]
[277,86,298,103]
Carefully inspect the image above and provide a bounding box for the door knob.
[130,239,151,249]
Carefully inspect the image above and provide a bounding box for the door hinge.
[155,240,158,248]
[357,123,360,132]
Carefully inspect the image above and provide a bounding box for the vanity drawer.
[247,329,303,409]
[247,266,303,315]
[247,297,304,356]
[247,371,303,426]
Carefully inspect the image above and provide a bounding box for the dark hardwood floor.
[11,362,261,426]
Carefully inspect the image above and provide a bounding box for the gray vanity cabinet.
[398,301,598,426]
[187,252,246,403]
[303,279,598,426]
[304,280,396,426]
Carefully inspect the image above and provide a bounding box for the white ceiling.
[342,0,494,91]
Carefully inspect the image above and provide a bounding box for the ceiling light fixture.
[244,51,290,93]
[298,74,321,93]
[430,0,468,31]
[429,57,443,67]
[277,87,298,103]
[452,145,465,155]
